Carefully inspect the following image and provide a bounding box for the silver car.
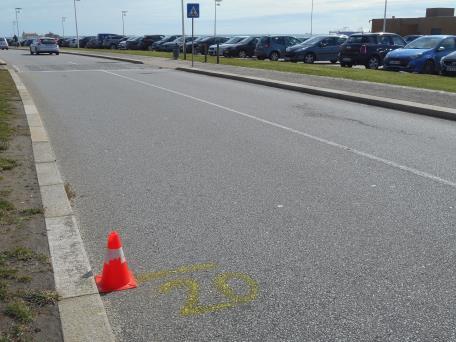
[0,37,8,50]
[30,37,60,55]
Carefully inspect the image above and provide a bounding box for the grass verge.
[65,48,456,93]
[0,68,62,340]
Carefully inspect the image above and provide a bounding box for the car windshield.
[405,36,442,49]
[238,37,253,44]
[40,39,55,44]
[300,36,324,46]
[347,35,373,44]
[225,37,246,44]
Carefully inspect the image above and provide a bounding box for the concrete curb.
[61,51,144,64]
[176,67,456,121]
[0,58,6,65]
[7,68,115,342]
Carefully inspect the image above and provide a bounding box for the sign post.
[187,3,200,68]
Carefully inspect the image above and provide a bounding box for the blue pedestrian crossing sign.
[187,3,200,18]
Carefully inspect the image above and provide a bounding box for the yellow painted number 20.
[159,272,258,316]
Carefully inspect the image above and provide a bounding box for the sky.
[1,0,455,38]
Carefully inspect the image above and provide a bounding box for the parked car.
[384,35,456,74]
[151,35,180,50]
[92,33,116,48]
[102,35,125,49]
[126,37,144,50]
[403,35,422,44]
[194,36,229,54]
[223,36,259,58]
[86,38,100,49]
[183,36,203,53]
[208,36,247,56]
[141,35,165,50]
[441,51,456,76]
[117,37,134,50]
[79,36,96,48]
[121,36,138,49]
[339,33,406,69]
[23,39,35,47]
[158,37,183,52]
[30,37,59,55]
[285,35,347,63]
[255,35,302,61]
[69,38,79,48]
[0,37,9,50]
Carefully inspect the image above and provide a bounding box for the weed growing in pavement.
[0,281,8,301]
[0,157,17,171]
[19,208,43,216]
[2,247,48,263]
[19,290,59,307]
[0,267,18,280]
[17,275,32,283]
[5,300,33,323]
[0,199,14,211]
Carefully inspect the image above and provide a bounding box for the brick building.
[371,8,456,35]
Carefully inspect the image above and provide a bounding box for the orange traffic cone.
[95,231,137,293]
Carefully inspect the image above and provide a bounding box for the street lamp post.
[62,17,67,38]
[122,11,127,36]
[12,21,16,37]
[181,0,186,60]
[214,0,222,36]
[73,0,80,48]
[383,0,388,32]
[310,0,314,35]
[15,8,21,40]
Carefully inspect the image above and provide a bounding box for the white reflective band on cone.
[104,248,126,264]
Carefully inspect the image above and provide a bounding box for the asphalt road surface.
[2,49,456,342]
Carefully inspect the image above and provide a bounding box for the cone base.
[95,272,137,293]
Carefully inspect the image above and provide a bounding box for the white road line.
[25,69,143,73]
[102,70,456,189]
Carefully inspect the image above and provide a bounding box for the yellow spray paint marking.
[137,263,218,284]
[159,272,259,316]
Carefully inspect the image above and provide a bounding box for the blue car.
[285,35,347,63]
[383,35,456,74]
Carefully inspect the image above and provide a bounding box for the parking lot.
[2,48,456,341]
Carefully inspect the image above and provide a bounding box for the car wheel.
[30,50,34,55]
[238,50,247,58]
[366,56,380,69]
[421,60,435,74]
[330,59,338,64]
[56,52,60,55]
[304,53,315,64]
[257,57,265,61]
[269,51,280,61]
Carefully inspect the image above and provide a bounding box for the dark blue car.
[255,36,302,61]
[285,35,347,63]
[383,35,456,74]
[441,51,456,76]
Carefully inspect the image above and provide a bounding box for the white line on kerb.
[102,70,456,189]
